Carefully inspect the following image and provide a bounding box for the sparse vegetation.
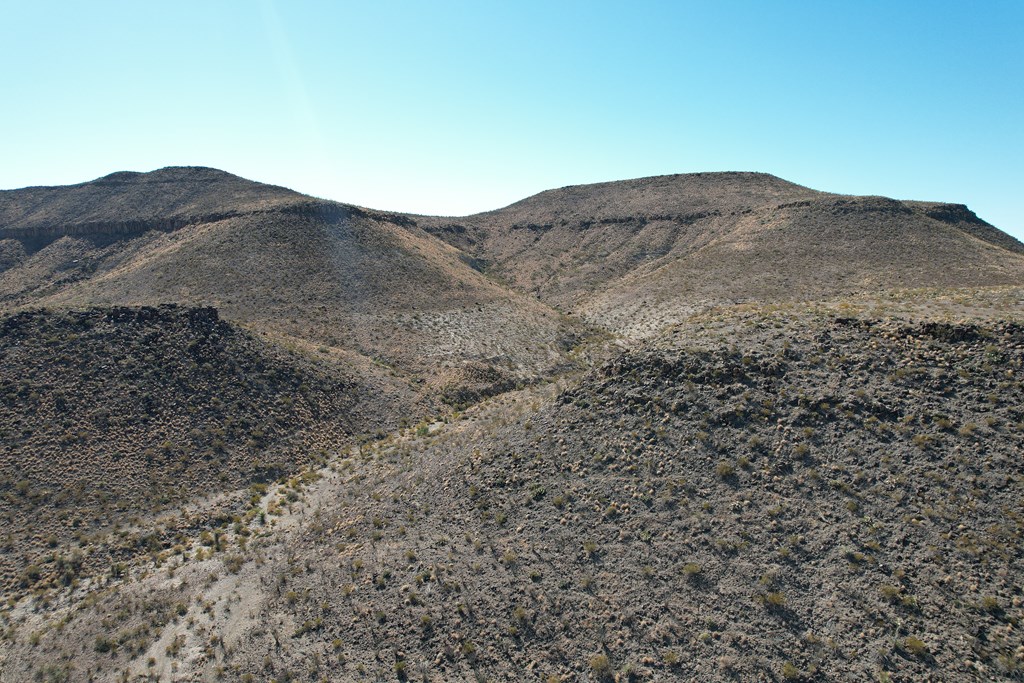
[1,169,1023,682]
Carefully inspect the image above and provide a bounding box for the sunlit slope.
[0,168,583,392]
[422,172,1024,336]
[0,166,304,239]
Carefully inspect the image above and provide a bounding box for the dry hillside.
[421,173,1024,336]
[0,168,585,398]
[0,166,304,259]
[0,304,428,594]
[0,168,1023,682]
[3,307,1022,682]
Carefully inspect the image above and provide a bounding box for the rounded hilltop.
[93,166,246,184]
[478,170,823,221]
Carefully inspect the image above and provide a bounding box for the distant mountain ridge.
[419,171,1024,335]
[2,167,1023,344]
[0,167,432,244]
[0,167,300,231]
[0,167,583,404]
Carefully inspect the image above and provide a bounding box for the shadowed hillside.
[0,304,428,592]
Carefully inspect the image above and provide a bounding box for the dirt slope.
[0,168,585,396]
[421,173,1024,337]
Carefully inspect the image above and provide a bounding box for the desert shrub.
[760,591,787,608]
[224,554,244,574]
[901,636,928,657]
[781,661,801,680]
[589,653,612,681]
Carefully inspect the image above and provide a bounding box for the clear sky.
[2,1,1022,238]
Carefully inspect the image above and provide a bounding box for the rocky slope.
[3,308,1022,682]
[0,168,584,396]
[422,173,1024,336]
[0,167,303,246]
[218,312,1023,683]
[0,304,429,593]
[1,169,1023,682]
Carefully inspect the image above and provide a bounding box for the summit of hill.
[421,172,1024,336]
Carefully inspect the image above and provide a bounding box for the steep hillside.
[422,173,1024,337]
[5,308,1021,682]
[216,313,1021,683]
[0,305,428,593]
[0,168,585,396]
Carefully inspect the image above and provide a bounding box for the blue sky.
[2,1,1022,238]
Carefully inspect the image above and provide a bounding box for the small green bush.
[781,661,801,680]
[901,636,928,657]
[589,653,612,681]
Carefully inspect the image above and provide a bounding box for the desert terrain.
[0,168,1022,681]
